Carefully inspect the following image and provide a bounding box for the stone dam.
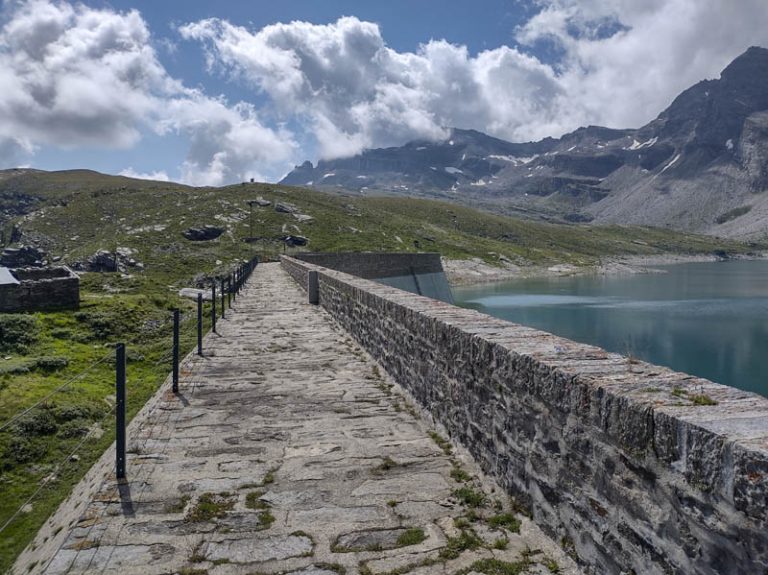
[12,256,768,575]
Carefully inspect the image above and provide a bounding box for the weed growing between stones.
[453,486,486,508]
[560,536,578,561]
[185,493,236,522]
[372,456,399,474]
[315,563,346,575]
[164,495,191,514]
[245,490,269,509]
[543,557,561,573]
[428,431,452,455]
[492,537,509,550]
[670,387,718,406]
[450,464,472,483]
[439,529,483,559]
[457,557,532,575]
[395,528,426,547]
[258,510,275,529]
[488,512,521,532]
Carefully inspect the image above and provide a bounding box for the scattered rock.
[293,213,314,223]
[253,197,271,207]
[178,288,213,301]
[0,245,46,267]
[283,235,309,247]
[275,202,299,214]
[182,226,225,241]
[72,249,144,273]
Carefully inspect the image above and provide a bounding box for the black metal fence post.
[220,278,226,318]
[116,343,126,479]
[197,293,203,356]
[228,275,232,307]
[172,309,180,393]
[211,283,217,334]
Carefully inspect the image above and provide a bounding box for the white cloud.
[0,0,295,185]
[118,167,170,181]
[181,3,768,158]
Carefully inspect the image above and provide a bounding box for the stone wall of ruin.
[0,267,80,312]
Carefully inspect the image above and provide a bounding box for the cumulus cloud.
[158,94,296,185]
[0,0,295,184]
[118,167,170,181]
[181,2,768,159]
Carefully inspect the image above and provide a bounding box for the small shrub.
[57,419,91,439]
[34,357,69,372]
[53,404,100,423]
[0,314,39,354]
[450,465,471,483]
[0,363,32,375]
[49,328,72,339]
[453,487,486,508]
[439,530,482,559]
[488,512,521,533]
[7,436,47,463]
[14,409,58,437]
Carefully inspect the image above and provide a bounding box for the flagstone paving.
[20,263,580,575]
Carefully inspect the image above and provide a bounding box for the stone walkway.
[26,263,580,575]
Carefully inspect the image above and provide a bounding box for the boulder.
[283,235,309,247]
[275,202,299,214]
[85,250,118,272]
[182,225,225,241]
[253,197,271,207]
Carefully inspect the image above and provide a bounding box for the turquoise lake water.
[453,260,768,398]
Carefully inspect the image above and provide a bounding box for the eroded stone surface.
[16,264,579,575]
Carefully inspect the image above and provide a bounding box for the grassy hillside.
[0,169,762,570]
[1,169,760,281]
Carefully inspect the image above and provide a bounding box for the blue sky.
[1,0,767,185]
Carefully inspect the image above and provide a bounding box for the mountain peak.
[720,46,768,81]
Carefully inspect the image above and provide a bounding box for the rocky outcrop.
[0,245,46,267]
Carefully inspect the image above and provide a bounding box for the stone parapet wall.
[0,266,79,312]
[281,255,768,574]
[292,252,445,279]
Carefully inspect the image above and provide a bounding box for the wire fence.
[0,351,114,434]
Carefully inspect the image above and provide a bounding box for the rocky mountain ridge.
[281,46,768,239]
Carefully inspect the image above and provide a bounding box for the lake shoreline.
[444,252,768,287]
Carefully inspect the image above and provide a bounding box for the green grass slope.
[1,170,760,281]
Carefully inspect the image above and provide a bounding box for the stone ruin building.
[0,266,80,313]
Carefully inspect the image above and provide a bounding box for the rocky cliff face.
[281,47,768,239]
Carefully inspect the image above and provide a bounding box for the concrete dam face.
[291,252,454,304]
[282,253,768,575]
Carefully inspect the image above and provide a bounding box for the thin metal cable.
[0,351,114,433]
